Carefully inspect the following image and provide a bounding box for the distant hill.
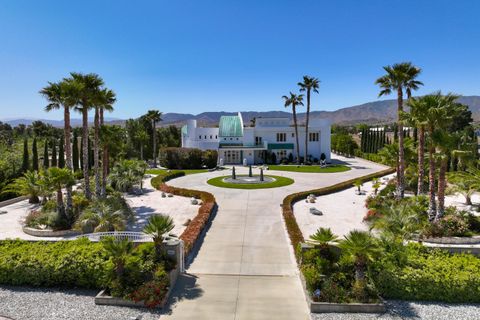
[4,96,480,127]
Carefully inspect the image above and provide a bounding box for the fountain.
[223,166,275,184]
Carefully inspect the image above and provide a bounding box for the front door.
[224,150,241,164]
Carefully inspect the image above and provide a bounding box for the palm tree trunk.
[64,107,73,222]
[428,128,436,221]
[417,126,425,195]
[140,144,144,160]
[56,188,66,222]
[152,120,157,167]
[94,107,101,198]
[397,87,405,199]
[304,89,310,163]
[100,109,107,198]
[82,107,91,200]
[292,106,300,164]
[466,195,472,206]
[355,263,366,282]
[436,158,447,220]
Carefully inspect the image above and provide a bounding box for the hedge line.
[151,172,216,256]
[0,239,109,289]
[282,167,395,261]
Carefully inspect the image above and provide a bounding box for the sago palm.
[101,237,133,277]
[4,171,42,204]
[282,92,304,164]
[298,76,320,163]
[375,62,423,199]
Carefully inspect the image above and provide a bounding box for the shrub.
[0,239,109,289]
[372,243,480,302]
[160,147,213,169]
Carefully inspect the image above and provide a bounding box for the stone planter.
[95,268,179,308]
[22,226,80,238]
[310,300,386,313]
[422,235,480,245]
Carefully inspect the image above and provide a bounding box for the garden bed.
[207,175,294,189]
[95,267,179,308]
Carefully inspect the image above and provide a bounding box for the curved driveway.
[162,156,388,320]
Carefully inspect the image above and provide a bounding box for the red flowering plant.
[130,266,170,308]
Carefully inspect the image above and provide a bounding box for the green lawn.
[267,164,350,173]
[207,175,294,189]
[146,169,209,175]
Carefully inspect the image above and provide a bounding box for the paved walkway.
[161,156,388,320]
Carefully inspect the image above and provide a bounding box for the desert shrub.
[0,239,109,288]
[25,208,64,230]
[372,243,480,302]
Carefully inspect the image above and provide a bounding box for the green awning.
[219,115,243,137]
[268,143,294,150]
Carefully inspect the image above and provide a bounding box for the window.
[276,133,286,142]
[205,135,207,139]
[255,136,262,145]
[278,150,287,159]
[291,133,295,138]
[309,132,319,142]
[199,135,202,139]
[210,135,213,139]
[215,135,218,139]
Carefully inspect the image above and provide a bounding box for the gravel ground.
[0,286,164,320]
[311,300,480,320]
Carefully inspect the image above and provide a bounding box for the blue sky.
[1,0,479,120]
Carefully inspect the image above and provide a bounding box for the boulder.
[310,207,323,215]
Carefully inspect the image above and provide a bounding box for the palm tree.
[3,171,42,203]
[339,230,379,283]
[404,97,430,195]
[144,110,162,167]
[143,214,175,258]
[68,72,105,200]
[282,92,304,164]
[76,202,126,233]
[298,76,320,163]
[93,89,116,198]
[375,62,423,199]
[353,179,363,194]
[100,125,125,196]
[101,237,133,277]
[370,204,426,240]
[447,175,476,206]
[43,167,75,225]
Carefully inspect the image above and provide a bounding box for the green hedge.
[0,239,109,289]
[282,167,395,261]
[372,243,480,302]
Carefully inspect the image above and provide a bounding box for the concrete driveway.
[161,156,388,320]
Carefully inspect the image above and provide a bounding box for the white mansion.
[181,112,331,165]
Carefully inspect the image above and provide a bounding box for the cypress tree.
[361,128,366,152]
[51,139,57,167]
[21,137,29,172]
[32,137,39,171]
[43,139,49,169]
[72,131,79,171]
[367,130,372,153]
[58,136,65,168]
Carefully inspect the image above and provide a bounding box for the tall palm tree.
[375,62,423,199]
[93,89,116,198]
[404,97,430,195]
[282,92,304,164]
[339,230,379,283]
[40,80,76,214]
[144,110,162,167]
[144,214,175,258]
[67,73,104,200]
[298,76,320,163]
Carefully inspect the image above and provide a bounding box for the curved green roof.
[219,115,243,137]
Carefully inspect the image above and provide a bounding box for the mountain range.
[4,96,480,127]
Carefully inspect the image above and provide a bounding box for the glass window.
[309,132,319,141]
[276,133,286,142]
[199,135,201,139]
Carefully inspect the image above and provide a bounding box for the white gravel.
[0,286,164,320]
[311,300,480,320]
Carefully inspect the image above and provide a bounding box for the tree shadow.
[159,273,205,315]
[383,300,420,319]
[128,206,157,232]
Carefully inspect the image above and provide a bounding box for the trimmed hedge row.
[151,172,216,256]
[282,167,396,261]
[0,239,109,289]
